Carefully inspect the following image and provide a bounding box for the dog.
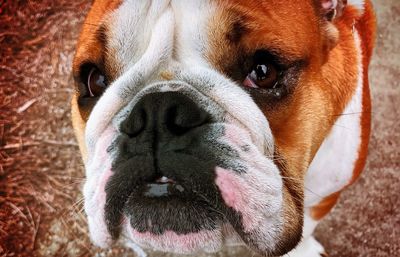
[70,0,376,256]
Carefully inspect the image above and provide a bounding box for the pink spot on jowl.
[215,168,245,211]
[215,168,261,232]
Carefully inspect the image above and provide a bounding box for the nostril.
[165,105,209,136]
[120,92,210,138]
[122,108,147,138]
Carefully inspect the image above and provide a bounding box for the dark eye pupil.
[249,63,272,82]
[255,64,269,80]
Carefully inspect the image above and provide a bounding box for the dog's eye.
[243,51,280,89]
[84,66,107,97]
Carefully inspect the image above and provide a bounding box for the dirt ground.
[0,1,398,257]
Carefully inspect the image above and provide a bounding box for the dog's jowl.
[71,0,376,256]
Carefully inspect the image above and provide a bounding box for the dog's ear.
[320,0,347,21]
[318,0,347,52]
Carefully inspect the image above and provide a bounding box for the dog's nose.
[121,92,209,137]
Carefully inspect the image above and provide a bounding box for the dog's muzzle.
[105,89,230,238]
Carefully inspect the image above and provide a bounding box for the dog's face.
[72,0,356,255]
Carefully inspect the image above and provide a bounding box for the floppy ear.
[319,0,348,52]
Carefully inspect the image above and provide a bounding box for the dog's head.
[71,0,361,255]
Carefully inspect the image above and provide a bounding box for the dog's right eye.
[80,64,108,98]
[87,66,107,97]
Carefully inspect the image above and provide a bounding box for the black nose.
[121,92,209,137]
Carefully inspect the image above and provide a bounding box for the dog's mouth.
[143,176,184,197]
[123,175,224,236]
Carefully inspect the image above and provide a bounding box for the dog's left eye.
[84,66,108,97]
[243,51,280,89]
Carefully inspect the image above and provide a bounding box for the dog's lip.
[126,225,224,254]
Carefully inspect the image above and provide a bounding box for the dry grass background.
[0,1,92,256]
[0,1,398,257]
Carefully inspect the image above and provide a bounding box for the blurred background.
[0,1,398,256]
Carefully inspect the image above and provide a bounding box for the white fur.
[304,30,364,207]
[108,0,172,71]
[171,0,215,68]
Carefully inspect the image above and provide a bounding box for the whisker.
[331,111,373,117]
[281,176,324,199]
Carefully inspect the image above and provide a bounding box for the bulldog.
[71,0,376,256]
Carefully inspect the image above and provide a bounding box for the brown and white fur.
[71,0,376,256]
